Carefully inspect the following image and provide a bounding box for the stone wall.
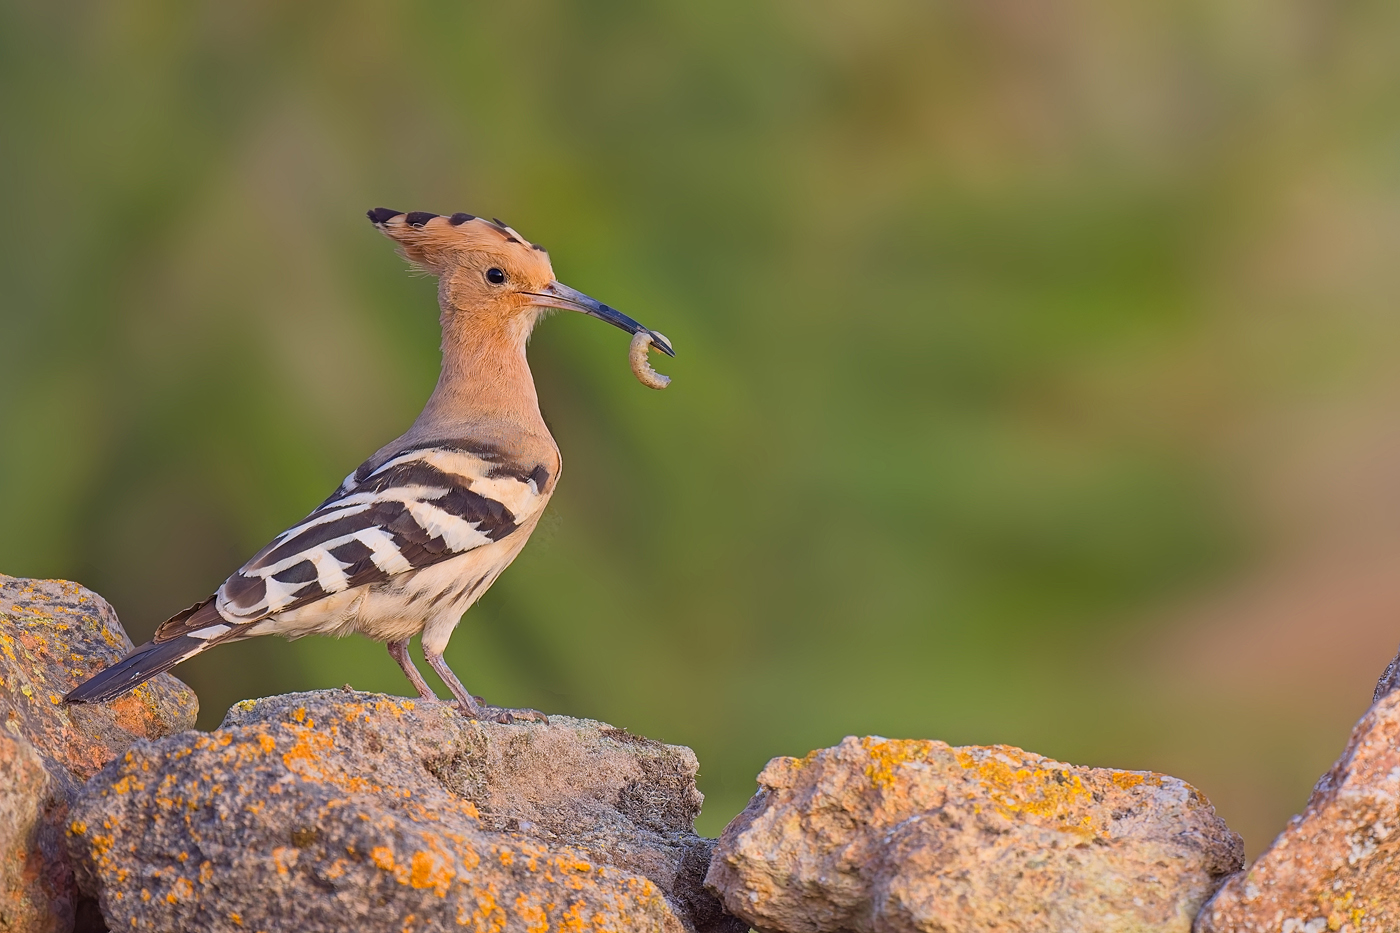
[3,574,1395,933]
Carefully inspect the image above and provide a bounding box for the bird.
[65,208,675,723]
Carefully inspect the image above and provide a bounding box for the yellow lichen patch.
[862,737,939,788]
[955,747,1097,836]
[459,882,508,933]
[293,707,307,723]
[70,820,87,836]
[512,893,550,933]
[257,734,276,754]
[229,911,243,926]
[409,849,456,896]
[111,774,144,796]
[281,725,334,773]
[1110,771,1146,790]
[368,837,457,895]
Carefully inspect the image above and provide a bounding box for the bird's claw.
[453,697,548,725]
[485,706,549,725]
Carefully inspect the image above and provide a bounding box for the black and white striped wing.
[154,444,551,639]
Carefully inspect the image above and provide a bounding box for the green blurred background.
[4,1,1400,856]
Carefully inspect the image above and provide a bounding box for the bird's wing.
[152,443,553,642]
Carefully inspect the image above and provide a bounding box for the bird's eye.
[485,267,507,285]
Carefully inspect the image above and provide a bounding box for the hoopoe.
[65,208,674,723]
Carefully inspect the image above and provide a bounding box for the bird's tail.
[64,636,210,703]
[65,597,235,703]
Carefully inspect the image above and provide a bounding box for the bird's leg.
[387,638,437,701]
[422,649,548,724]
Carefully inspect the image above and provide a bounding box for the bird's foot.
[453,695,549,725]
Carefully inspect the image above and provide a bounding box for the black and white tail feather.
[65,440,549,703]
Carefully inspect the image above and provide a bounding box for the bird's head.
[367,208,673,358]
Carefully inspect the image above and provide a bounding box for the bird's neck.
[410,313,550,444]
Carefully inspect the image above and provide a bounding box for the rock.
[0,574,198,933]
[1194,676,1400,932]
[707,735,1243,933]
[69,689,741,933]
[0,732,69,933]
[0,575,199,795]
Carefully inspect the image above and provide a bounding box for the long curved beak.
[526,281,675,357]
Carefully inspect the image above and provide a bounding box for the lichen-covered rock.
[707,736,1243,933]
[0,574,198,933]
[0,732,70,933]
[1194,687,1400,933]
[0,575,199,795]
[70,689,740,933]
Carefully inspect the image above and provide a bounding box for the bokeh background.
[3,1,1400,856]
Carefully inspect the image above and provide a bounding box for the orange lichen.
[272,847,297,876]
[513,893,550,933]
[111,774,143,796]
[954,747,1097,836]
[459,882,509,932]
[557,899,589,933]
[1110,771,1146,789]
[281,725,333,771]
[166,877,194,903]
[368,837,458,896]
[862,737,938,788]
[409,849,457,896]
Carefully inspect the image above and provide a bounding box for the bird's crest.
[366,208,546,274]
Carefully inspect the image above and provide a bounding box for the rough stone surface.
[0,732,69,933]
[708,735,1243,933]
[0,574,198,933]
[1195,688,1400,933]
[0,575,199,795]
[70,689,741,933]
